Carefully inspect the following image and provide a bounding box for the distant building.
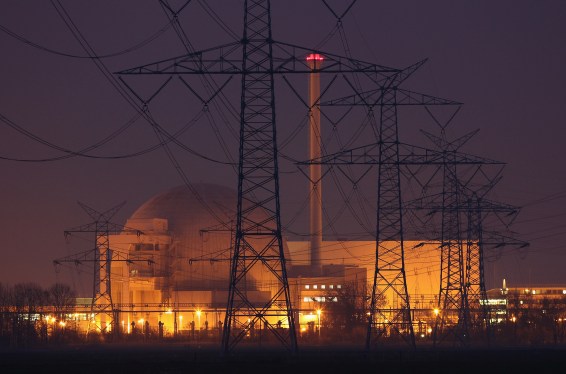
[486,283,566,322]
[98,184,442,337]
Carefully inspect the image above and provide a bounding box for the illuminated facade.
[91,184,444,338]
[486,285,566,321]
[106,184,281,336]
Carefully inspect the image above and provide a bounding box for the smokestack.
[502,278,508,295]
[307,53,324,275]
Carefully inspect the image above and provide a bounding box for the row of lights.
[44,315,66,328]
[304,284,342,290]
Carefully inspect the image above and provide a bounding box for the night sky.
[1,0,565,295]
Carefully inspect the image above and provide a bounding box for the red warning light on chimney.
[306,53,324,61]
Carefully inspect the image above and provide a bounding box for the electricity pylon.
[117,0,403,353]
[298,77,466,349]
[418,126,522,346]
[54,202,142,335]
[464,192,528,342]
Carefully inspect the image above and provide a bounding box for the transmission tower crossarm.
[53,248,95,266]
[116,41,242,75]
[64,222,142,236]
[53,249,153,266]
[298,142,505,166]
[480,231,530,248]
[407,193,518,213]
[320,87,462,107]
[116,39,400,81]
[421,129,480,153]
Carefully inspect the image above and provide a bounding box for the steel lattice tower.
[418,128,474,345]
[59,202,126,334]
[465,194,488,339]
[298,79,464,348]
[117,0,398,353]
[221,0,297,353]
[464,193,527,341]
[435,150,468,344]
[367,87,415,347]
[55,202,146,336]
[116,0,446,352]
[417,125,527,346]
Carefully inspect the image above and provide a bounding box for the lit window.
[329,285,334,289]
[337,285,342,289]
[305,285,310,290]
[313,285,318,289]
[303,297,311,302]
[563,290,566,295]
[321,285,326,289]
[532,290,536,295]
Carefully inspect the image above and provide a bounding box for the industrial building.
[83,183,442,339]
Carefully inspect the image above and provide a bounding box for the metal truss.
[413,127,526,346]
[464,193,528,342]
[301,144,501,349]
[116,40,399,80]
[116,0,526,353]
[300,142,500,166]
[437,150,468,345]
[115,0,411,354]
[320,87,462,107]
[296,73,472,348]
[55,202,142,335]
[367,84,416,348]
[299,106,510,349]
[405,186,528,346]
[217,0,298,353]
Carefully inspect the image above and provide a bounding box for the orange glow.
[302,313,317,322]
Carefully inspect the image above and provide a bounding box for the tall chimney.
[307,53,324,275]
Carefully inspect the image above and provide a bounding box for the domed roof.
[130,183,237,233]
[125,183,291,292]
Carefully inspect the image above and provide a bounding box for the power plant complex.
[7,0,543,353]
[102,183,440,338]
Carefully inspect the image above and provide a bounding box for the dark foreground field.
[1,343,565,373]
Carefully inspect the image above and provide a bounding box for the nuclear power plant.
[99,183,440,338]
[39,1,535,353]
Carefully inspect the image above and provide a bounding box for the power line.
[0,19,173,59]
